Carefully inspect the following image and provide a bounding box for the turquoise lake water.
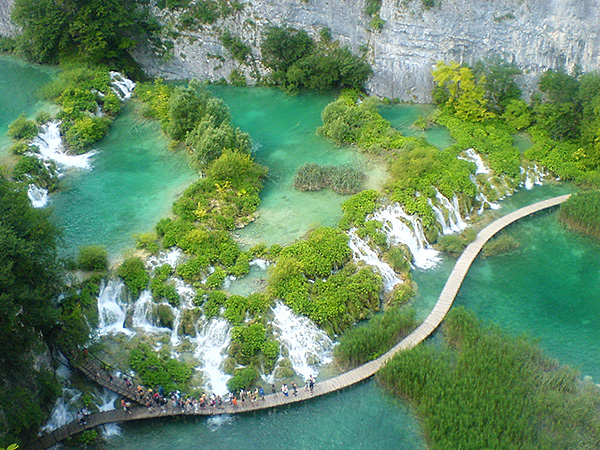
[2,56,600,449]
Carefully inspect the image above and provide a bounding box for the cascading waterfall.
[250,258,271,270]
[97,279,131,336]
[132,290,171,333]
[96,389,120,437]
[372,205,440,270]
[521,164,546,190]
[428,190,468,234]
[271,302,334,381]
[41,365,81,433]
[110,71,136,100]
[170,277,197,347]
[27,184,49,208]
[31,121,95,170]
[193,318,232,395]
[458,148,491,174]
[348,229,402,291]
[146,248,184,273]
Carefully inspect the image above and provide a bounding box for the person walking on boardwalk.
[282,384,289,396]
[292,382,298,397]
[259,386,265,400]
[272,384,277,396]
[308,374,315,393]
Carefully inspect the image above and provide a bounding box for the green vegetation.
[365,0,384,30]
[378,307,600,450]
[0,175,64,446]
[7,115,37,141]
[319,89,476,229]
[220,29,251,64]
[559,191,600,238]
[11,0,156,70]
[268,227,382,335]
[261,27,372,93]
[39,66,124,153]
[117,257,149,300]
[293,163,364,194]
[129,342,193,391]
[77,245,108,271]
[150,264,180,306]
[334,306,417,370]
[481,234,520,258]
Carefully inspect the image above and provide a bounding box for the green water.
[0,55,57,159]
[50,103,197,259]
[379,103,453,149]
[208,86,371,248]
[102,381,425,450]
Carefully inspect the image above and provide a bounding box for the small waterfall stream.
[271,302,334,380]
[27,184,49,208]
[348,230,402,291]
[193,318,232,395]
[31,121,96,170]
[97,279,131,336]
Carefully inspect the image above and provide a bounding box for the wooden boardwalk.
[25,194,571,450]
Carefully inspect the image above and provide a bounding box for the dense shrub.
[7,114,37,140]
[226,366,259,392]
[117,257,149,300]
[220,29,251,63]
[261,27,371,93]
[77,245,108,271]
[129,342,192,391]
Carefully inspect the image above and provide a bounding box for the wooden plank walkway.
[25,194,571,450]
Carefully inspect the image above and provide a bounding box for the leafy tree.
[167,85,209,141]
[117,257,149,299]
[432,61,494,122]
[474,57,522,113]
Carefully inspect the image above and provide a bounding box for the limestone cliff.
[2,0,599,102]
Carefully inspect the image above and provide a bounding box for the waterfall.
[271,302,334,381]
[428,190,468,234]
[458,148,490,174]
[110,71,136,100]
[146,248,184,273]
[250,258,271,270]
[27,184,49,208]
[96,389,121,438]
[31,121,95,170]
[193,318,232,395]
[372,205,440,270]
[132,290,171,333]
[521,164,546,190]
[348,230,402,291]
[97,279,131,336]
[41,387,81,433]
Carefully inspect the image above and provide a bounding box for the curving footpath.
[25,194,571,450]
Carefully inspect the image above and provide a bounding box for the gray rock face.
[0,0,15,36]
[2,0,599,102]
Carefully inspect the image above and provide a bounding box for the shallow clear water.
[49,103,197,259]
[379,103,453,149]
[208,86,373,248]
[0,55,57,160]
[101,381,425,450]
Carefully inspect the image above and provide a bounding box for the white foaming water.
[193,318,232,395]
[271,302,333,380]
[132,290,172,333]
[31,121,95,170]
[27,184,49,208]
[146,248,184,273]
[97,389,121,438]
[428,190,468,235]
[250,259,271,270]
[97,279,131,336]
[348,229,401,291]
[459,148,490,174]
[206,414,234,431]
[41,387,81,433]
[373,205,440,270]
[169,277,197,346]
[110,71,136,100]
[521,164,546,190]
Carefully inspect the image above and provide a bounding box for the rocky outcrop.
[2,0,599,102]
[0,0,15,36]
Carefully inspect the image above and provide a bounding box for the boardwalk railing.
[25,194,571,450]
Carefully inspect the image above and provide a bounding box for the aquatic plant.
[293,163,365,195]
[76,245,108,271]
[377,307,600,450]
[559,191,600,239]
[334,306,417,370]
[117,257,149,300]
